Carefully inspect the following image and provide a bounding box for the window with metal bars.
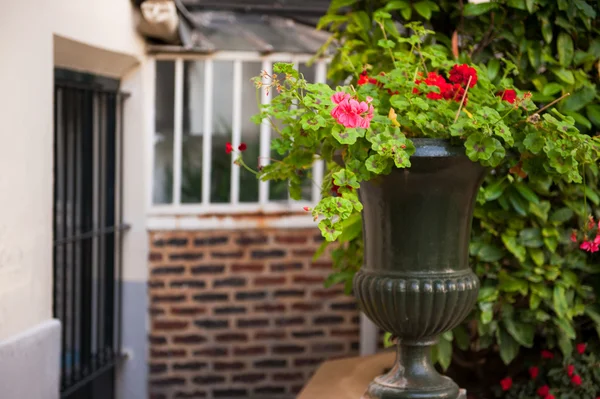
[150,54,329,215]
[53,68,128,399]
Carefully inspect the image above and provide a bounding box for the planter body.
[354,139,486,399]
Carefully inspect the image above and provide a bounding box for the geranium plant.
[244,21,599,244]
[494,342,600,399]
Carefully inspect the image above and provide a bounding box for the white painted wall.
[0,1,149,397]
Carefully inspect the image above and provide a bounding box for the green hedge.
[318,0,600,373]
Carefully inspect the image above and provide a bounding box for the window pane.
[239,62,261,203]
[211,61,234,203]
[298,63,316,202]
[153,61,175,204]
[181,61,204,203]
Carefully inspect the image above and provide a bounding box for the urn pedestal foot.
[360,340,461,399]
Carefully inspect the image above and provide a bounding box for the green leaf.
[541,17,553,43]
[498,271,528,296]
[413,1,433,20]
[514,182,540,204]
[529,201,550,223]
[523,132,544,154]
[553,286,569,319]
[377,39,396,49]
[562,85,596,112]
[542,83,563,96]
[365,154,392,174]
[519,228,543,248]
[437,335,453,371]
[487,59,500,81]
[507,0,526,10]
[453,325,470,351]
[544,237,558,253]
[332,125,361,145]
[549,207,574,223]
[328,0,358,11]
[552,68,575,85]
[503,318,535,348]
[463,2,499,16]
[351,11,371,41]
[553,317,576,339]
[525,0,535,13]
[564,111,592,130]
[557,330,573,358]
[529,248,545,266]
[400,5,412,19]
[508,190,529,217]
[384,0,410,11]
[332,169,360,189]
[502,234,527,263]
[586,104,600,127]
[557,32,574,67]
[484,178,507,201]
[478,244,504,262]
[574,0,597,18]
[497,327,520,364]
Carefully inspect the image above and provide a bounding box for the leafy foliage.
[248,0,600,382]
[310,0,600,375]
[493,343,600,399]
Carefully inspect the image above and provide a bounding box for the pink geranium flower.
[331,92,374,129]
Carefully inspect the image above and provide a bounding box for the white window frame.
[147,52,329,229]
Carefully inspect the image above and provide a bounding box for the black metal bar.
[70,88,80,381]
[54,80,129,97]
[61,87,69,388]
[80,88,93,380]
[59,355,125,399]
[96,91,106,366]
[116,93,125,354]
[53,224,131,246]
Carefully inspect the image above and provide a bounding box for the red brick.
[254,304,285,313]
[233,373,267,383]
[193,348,229,357]
[275,235,308,244]
[291,249,315,257]
[254,276,286,286]
[331,328,360,337]
[231,263,265,273]
[273,372,304,382]
[171,306,206,316]
[255,331,286,340]
[291,302,322,312]
[310,261,333,270]
[293,275,324,284]
[151,349,186,358]
[153,320,189,330]
[312,289,344,299]
[234,346,267,356]
[149,252,163,261]
[215,333,248,343]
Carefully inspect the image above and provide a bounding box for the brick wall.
[148,228,360,399]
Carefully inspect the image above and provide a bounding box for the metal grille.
[53,69,129,399]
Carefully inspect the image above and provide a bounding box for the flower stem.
[526,92,571,123]
[454,76,472,123]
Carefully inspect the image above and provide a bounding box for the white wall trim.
[147,214,319,230]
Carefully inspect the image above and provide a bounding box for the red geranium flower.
[449,64,478,88]
[541,350,554,359]
[303,206,310,212]
[580,240,599,253]
[498,89,517,104]
[571,231,578,242]
[500,377,512,391]
[238,142,247,151]
[567,365,575,377]
[576,343,587,354]
[443,83,466,103]
[537,385,550,397]
[225,142,233,154]
[571,374,582,386]
[545,395,555,399]
[529,366,539,379]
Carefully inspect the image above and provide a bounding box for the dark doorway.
[52,69,129,399]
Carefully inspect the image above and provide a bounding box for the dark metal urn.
[354,139,487,399]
